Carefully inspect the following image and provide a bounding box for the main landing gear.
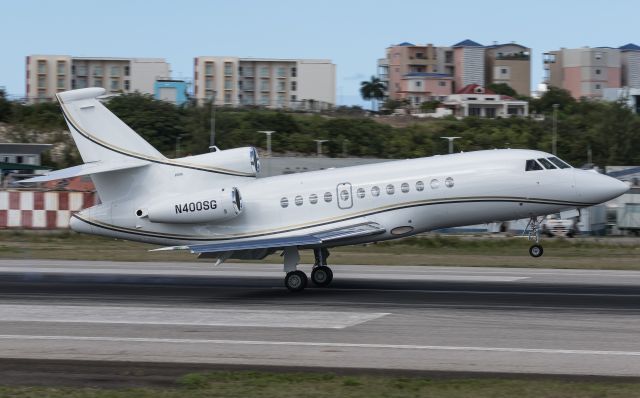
[525,216,544,258]
[282,247,333,292]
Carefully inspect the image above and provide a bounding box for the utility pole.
[258,131,275,157]
[552,103,559,155]
[342,139,349,157]
[209,91,217,151]
[440,136,461,154]
[314,139,329,157]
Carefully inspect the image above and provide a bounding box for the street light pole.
[552,103,559,155]
[313,139,329,157]
[258,131,275,157]
[440,136,461,154]
[209,91,217,151]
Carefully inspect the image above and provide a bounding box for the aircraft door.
[336,182,353,209]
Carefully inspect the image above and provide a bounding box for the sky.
[1,0,639,105]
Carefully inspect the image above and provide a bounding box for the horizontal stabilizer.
[151,222,385,254]
[19,160,149,183]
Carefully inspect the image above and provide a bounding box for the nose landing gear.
[525,216,544,258]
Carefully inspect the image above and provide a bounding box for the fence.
[0,190,97,229]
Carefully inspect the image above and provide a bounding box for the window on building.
[224,62,233,76]
[596,69,601,75]
[260,66,269,77]
[238,66,243,76]
[291,67,297,77]
[57,77,65,89]
[595,84,601,89]
[94,78,103,87]
[110,66,120,77]
[416,81,422,87]
[278,81,286,91]
[595,52,602,60]
[124,65,130,76]
[277,94,285,106]
[205,77,213,89]
[291,95,297,102]
[16,156,23,164]
[76,64,87,76]
[37,76,46,88]
[110,79,119,90]
[277,67,286,77]
[224,78,232,90]
[56,61,66,75]
[416,52,424,59]
[468,107,481,117]
[291,81,297,91]
[244,66,254,77]
[93,66,103,76]
[485,108,496,118]
[37,60,47,74]
[224,92,232,103]
[124,80,130,90]
[205,62,214,76]
[260,80,269,91]
[501,68,508,74]
[260,94,269,105]
[438,81,446,87]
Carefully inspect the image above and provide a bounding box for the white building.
[603,87,640,114]
[26,55,169,103]
[193,56,336,110]
[443,84,528,118]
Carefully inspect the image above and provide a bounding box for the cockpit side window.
[526,159,544,171]
[537,158,557,169]
[548,157,572,169]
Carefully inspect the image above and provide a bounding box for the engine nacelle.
[142,187,243,224]
[177,147,260,176]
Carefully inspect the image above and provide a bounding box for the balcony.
[496,53,530,61]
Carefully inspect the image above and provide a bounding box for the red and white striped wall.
[0,190,97,229]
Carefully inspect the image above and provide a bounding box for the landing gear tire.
[529,244,544,258]
[285,270,308,292]
[311,266,333,287]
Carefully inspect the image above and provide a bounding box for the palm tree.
[360,76,386,112]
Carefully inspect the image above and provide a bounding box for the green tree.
[530,86,576,113]
[487,83,517,97]
[0,89,11,122]
[360,76,386,111]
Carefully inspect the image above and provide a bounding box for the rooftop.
[452,39,484,48]
[0,143,52,155]
[620,43,640,51]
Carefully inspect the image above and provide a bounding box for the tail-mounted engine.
[176,147,260,176]
[140,187,243,224]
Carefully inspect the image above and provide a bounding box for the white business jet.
[23,88,629,291]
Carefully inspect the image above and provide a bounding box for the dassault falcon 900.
[23,88,629,291]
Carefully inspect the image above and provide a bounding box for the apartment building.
[620,43,640,88]
[485,43,531,96]
[379,39,531,105]
[543,47,624,99]
[193,57,336,109]
[25,55,169,103]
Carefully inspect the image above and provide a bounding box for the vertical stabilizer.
[56,88,165,163]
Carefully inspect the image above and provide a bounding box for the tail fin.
[57,88,164,163]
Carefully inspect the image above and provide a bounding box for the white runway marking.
[0,334,638,357]
[0,304,388,329]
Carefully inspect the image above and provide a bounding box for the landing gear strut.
[311,248,333,287]
[525,216,544,258]
[282,247,333,292]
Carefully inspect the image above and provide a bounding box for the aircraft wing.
[151,221,385,254]
[18,160,149,183]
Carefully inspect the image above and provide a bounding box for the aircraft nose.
[574,169,629,204]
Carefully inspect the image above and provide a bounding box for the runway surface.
[1,259,640,378]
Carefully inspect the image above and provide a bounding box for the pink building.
[544,47,621,99]
[399,73,453,106]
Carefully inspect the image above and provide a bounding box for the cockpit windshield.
[525,157,573,171]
